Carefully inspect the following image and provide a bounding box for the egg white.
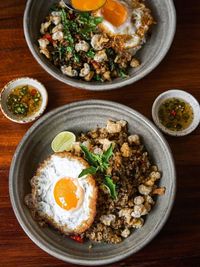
[95,1,137,35]
[93,0,153,49]
[31,153,97,233]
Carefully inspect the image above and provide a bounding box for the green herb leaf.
[102,161,109,170]
[102,183,111,195]
[118,69,129,79]
[93,17,103,25]
[66,46,73,53]
[94,74,104,82]
[104,176,117,199]
[80,144,98,167]
[77,12,103,40]
[102,144,113,163]
[74,53,80,63]
[61,9,74,45]
[80,144,113,172]
[78,166,97,178]
[80,12,90,19]
[79,144,116,200]
[56,45,67,61]
[86,49,95,58]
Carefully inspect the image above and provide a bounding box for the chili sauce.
[6,85,42,117]
[158,98,194,131]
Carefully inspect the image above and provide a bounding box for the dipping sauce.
[6,85,42,117]
[158,98,194,131]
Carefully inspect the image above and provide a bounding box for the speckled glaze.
[23,0,176,91]
[9,100,176,265]
[152,90,200,136]
[0,77,48,124]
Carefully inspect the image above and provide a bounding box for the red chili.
[70,235,84,243]
[171,110,176,116]
[43,33,53,43]
[30,89,37,96]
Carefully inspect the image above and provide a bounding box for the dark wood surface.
[0,1,200,266]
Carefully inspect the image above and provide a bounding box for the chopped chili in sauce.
[6,85,42,117]
[158,98,194,131]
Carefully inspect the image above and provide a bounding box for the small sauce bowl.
[152,89,200,136]
[0,77,48,124]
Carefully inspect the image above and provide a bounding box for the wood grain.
[0,0,200,266]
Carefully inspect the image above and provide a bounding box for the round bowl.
[0,77,48,124]
[23,0,176,91]
[9,100,176,265]
[152,89,200,136]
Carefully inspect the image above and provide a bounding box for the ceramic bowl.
[0,77,48,124]
[9,100,176,265]
[23,0,176,91]
[152,89,200,136]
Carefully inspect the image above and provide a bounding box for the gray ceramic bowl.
[9,100,176,265]
[23,0,176,91]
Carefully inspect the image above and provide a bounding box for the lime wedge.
[51,131,76,152]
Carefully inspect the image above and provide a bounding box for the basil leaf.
[80,12,90,19]
[118,69,128,78]
[94,74,104,82]
[74,53,80,62]
[104,176,117,199]
[102,184,111,194]
[102,144,113,163]
[86,49,95,58]
[101,161,109,171]
[93,17,103,25]
[61,9,74,45]
[78,166,97,178]
[66,46,73,53]
[80,144,98,167]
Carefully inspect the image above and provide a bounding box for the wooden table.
[0,0,200,266]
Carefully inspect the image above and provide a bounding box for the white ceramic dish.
[0,77,48,124]
[152,89,200,136]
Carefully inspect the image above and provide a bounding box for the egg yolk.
[71,0,106,11]
[101,0,128,27]
[54,178,82,210]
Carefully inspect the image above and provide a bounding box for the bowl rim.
[9,99,176,265]
[23,0,176,91]
[152,89,200,136]
[0,77,48,124]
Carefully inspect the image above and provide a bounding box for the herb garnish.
[118,69,129,78]
[77,13,103,40]
[104,176,117,199]
[61,8,103,42]
[94,74,104,82]
[61,9,74,45]
[59,8,103,63]
[78,144,117,199]
[86,49,96,58]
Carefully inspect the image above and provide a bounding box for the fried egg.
[93,0,154,49]
[30,152,97,235]
[71,0,106,11]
